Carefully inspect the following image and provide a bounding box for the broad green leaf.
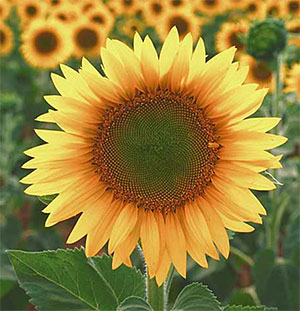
[38,194,57,205]
[229,290,255,306]
[88,254,145,304]
[261,262,299,311]
[252,249,275,300]
[117,296,153,311]
[223,306,277,311]
[172,283,222,311]
[8,248,145,310]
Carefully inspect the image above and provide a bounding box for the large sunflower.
[216,21,249,57]
[0,22,13,55]
[284,63,300,99]
[21,19,72,68]
[22,28,287,285]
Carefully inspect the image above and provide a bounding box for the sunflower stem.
[164,264,174,306]
[230,246,254,266]
[147,274,165,311]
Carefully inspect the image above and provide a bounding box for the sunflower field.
[0,0,299,310]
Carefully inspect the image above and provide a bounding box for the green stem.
[147,274,165,311]
[164,264,174,305]
[230,246,254,266]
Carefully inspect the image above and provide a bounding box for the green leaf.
[88,254,145,305]
[117,296,153,311]
[223,306,277,311]
[229,290,255,306]
[38,194,57,205]
[252,249,275,300]
[8,248,145,311]
[284,215,300,265]
[172,283,222,311]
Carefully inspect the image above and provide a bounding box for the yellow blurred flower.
[17,0,47,27]
[225,0,248,11]
[122,16,146,37]
[245,0,265,20]
[286,19,300,47]
[49,4,81,26]
[216,21,249,57]
[107,0,142,16]
[195,0,225,16]
[284,63,300,99]
[282,0,300,17]
[0,22,13,55]
[0,0,11,21]
[86,4,114,35]
[21,19,72,68]
[141,0,167,25]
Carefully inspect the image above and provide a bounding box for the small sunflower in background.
[121,16,146,38]
[21,27,287,286]
[79,0,97,13]
[0,0,11,21]
[49,4,81,26]
[86,4,114,35]
[225,0,248,11]
[21,19,72,68]
[282,0,300,17]
[262,0,284,18]
[284,63,300,99]
[195,0,225,16]
[166,0,194,11]
[71,21,104,58]
[239,55,278,92]
[216,21,249,57]
[286,19,300,47]
[141,0,167,25]
[156,9,202,41]
[107,0,142,17]
[46,0,63,8]
[245,0,265,20]
[0,22,13,55]
[17,0,47,28]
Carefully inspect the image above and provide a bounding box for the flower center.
[34,31,58,54]
[0,29,6,45]
[76,28,98,50]
[252,61,272,81]
[169,16,189,38]
[93,90,219,213]
[229,32,244,50]
[26,5,37,17]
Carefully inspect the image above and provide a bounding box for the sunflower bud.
[246,19,287,62]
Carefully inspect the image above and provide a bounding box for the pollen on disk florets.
[93,89,220,214]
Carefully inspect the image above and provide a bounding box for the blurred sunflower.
[141,0,167,25]
[79,0,96,13]
[263,0,284,18]
[86,5,114,34]
[0,0,11,20]
[195,0,225,16]
[156,10,201,40]
[282,0,300,17]
[225,0,247,11]
[107,0,142,16]
[166,0,194,11]
[216,21,249,57]
[17,0,47,27]
[71,21,104,58]
[122,17,146,38]
[239,55,279,92]
[21,19,72,68]
[286,19,300,47]
[284,64,300,99]
[245,0,265,19]
[46,0,63,8]
[49,4,80,26]
[0,22,13,55]
[22,27,287,285]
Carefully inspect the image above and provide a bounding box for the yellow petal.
[231,117,281,132]
[155,251,171,287]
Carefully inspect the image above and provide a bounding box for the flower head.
[22,28,287,285]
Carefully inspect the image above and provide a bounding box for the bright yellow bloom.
[0,22,13,55]
[284,64,300,99]
[216,21,249,57]
[141,0,167,25]
[121,17,146,38]
[49,4,81,26]
[195,0,225,16]
[286,19,300,47]
[21,19,72,68]
[262,0,284,18]
[17,0,47,27]
[245,0,265,20]
[22,28,287,285]
[281,0,300,17]
[71,20,104,58]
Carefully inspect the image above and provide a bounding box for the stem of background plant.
[267,53,282,252]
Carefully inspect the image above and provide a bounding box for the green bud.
[246,19,287,62]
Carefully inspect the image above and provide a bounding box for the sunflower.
[21,27,287,285]
[156,10,202,41]
[49,4,80,26]
[216,21,249,57]
[245,0,265,19]
[71,21,104,58]
[166,0,194,11]
[262,0,284,18]
[141,0,167,25]
[17,0,47,27]
[284,64,300,99]
[239,55,280,92]
[21,19,72,68]
[195,0,225,16]
[122,17,146,38]
[46,0,63,8]
[0,22,13,55]
[78,0,97,13]
[286,19,300,47]
[86,5,114,34]
[224,0,248,11]
[282,0,300,17]
[0,0,11,20]
[107,0,142,16]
